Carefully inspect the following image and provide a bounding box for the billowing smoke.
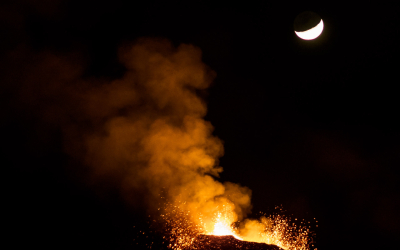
[81,38,253,224]
[5,38,252,230]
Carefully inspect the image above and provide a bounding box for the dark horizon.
[2,1,399,250]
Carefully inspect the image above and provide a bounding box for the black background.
[2,1,399,249]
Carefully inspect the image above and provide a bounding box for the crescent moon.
[295,19,324,40]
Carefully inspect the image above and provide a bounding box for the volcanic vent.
[194,235,282,250]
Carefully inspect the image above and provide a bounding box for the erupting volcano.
[160,201,313,250]
[7,36,315,250]
[118,39,316,250]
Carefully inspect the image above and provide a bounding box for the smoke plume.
[5,38,252,229]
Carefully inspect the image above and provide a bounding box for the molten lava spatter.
[161,202,314,250]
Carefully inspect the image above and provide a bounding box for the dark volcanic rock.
[194,235,282,250]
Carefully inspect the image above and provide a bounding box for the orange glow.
[205,212,242,240]
[213,216,234,236]
[161,201,314,250]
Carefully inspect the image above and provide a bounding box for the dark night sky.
[2,1,399,250]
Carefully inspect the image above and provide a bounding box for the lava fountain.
[211,213,242,239]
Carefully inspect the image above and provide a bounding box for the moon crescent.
[295,19,324,40]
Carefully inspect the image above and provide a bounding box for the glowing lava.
[209,213,242,240]
[213,220,233,236]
